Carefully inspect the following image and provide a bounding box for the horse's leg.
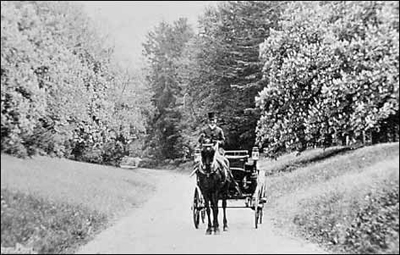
[222,193,228,231]
[204,196,212,235]
[211,192,220,234]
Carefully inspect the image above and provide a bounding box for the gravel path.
[76,168,327,254]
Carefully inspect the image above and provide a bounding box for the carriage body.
[224,149,259,199]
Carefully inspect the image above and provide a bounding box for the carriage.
[191,146,267,229]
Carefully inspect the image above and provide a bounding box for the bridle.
[198,142,219,177]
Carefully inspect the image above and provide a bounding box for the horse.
[195,140,232,235]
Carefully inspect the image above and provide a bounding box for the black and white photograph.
[1,1,399,254]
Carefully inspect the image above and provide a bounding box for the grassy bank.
[1,154,157,254]
[259,145,352,175]
[1,189,107,254]
[263,143,399,254]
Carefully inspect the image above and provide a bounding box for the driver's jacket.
[198,125,231,182]
[198,125,225,146]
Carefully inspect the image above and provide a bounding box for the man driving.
[198,112,242,195]
[198,112,225,150]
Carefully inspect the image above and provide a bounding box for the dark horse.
[195,140,232,235]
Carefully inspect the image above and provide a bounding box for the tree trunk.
[360,131,365,145]
[371,131,379,144]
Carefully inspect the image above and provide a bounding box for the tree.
[255,1,399,158]
[180,1,288,150]
[1,1,153,165]
[142,18,194,160]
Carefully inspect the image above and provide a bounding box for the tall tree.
[142,18,194,160]
[180,1,288,150]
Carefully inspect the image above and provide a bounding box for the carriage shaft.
[196,205,250,209]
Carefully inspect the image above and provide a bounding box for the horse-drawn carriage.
[191,142,267,232]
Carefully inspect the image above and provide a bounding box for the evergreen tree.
[142,18,194,160]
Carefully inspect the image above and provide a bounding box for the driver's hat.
[207,112,217,121]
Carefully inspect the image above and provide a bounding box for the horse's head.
[200,139,219,173]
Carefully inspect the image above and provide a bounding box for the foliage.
[256,1,399,158]
[142,18,194,161]
[1,1,153,164]
[2,0,398,165]
[178,1,288,151]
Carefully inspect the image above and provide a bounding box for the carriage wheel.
[255,208,261,228]
[258,185,265,225]
[192,188,201,229]
[198,188,206,223]
[254,185,265,228]
[254,195,260,229]
[255,207,263,228]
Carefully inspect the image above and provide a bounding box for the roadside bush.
[81,149,104,165]
[1,137,28,158]
[22,125,68,158]
[138,158,159,168]
[101,141,126,166]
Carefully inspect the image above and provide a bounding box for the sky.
[78,1,218,69]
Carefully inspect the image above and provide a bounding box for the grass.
[259,145,352,175]
[163,161,194,174]
[1,189,107,254]
[262,142,399,254]
[1,154,157,254]
[1,143,398,253]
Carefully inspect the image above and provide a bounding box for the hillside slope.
[1,154,157,253]
[262,143,399,254]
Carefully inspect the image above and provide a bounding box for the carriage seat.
[225,150,249,172]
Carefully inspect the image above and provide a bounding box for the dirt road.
[76,169,327,254]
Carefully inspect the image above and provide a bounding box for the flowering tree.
[256,1,399,158]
